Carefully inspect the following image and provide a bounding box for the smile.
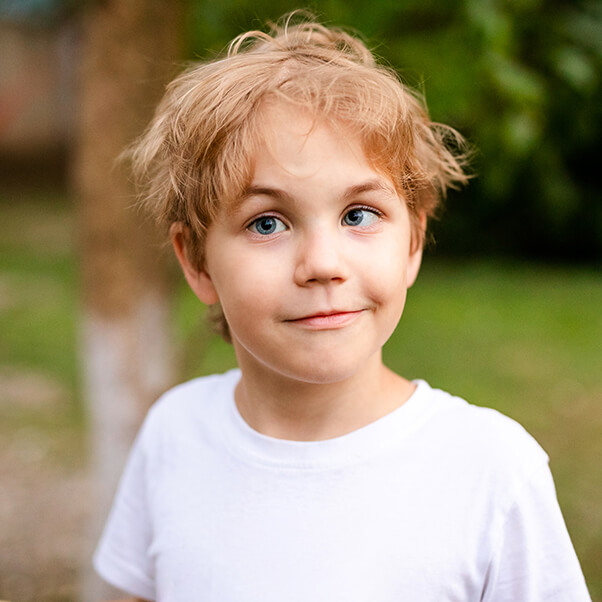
[286,310,365,330]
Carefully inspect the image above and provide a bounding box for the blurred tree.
[185,0,602,261]
[73,0,183,598]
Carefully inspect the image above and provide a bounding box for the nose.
[293,227,349,286]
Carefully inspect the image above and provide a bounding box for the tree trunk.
[73,1,182,597]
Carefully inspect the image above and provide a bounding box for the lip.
[286,310,364,329]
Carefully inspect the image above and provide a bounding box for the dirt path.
[0,370,92,602]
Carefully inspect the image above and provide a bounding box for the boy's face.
[177,103,423,386]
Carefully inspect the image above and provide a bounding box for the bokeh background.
[0,0,600,600]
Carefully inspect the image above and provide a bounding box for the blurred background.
[0,0,600,600]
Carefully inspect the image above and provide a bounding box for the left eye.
[342,208,380,227]
[248,216,286,236]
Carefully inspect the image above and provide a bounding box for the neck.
[233,353,414,441]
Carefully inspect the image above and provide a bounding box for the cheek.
[360,242,410,298]
[211,254,283,316]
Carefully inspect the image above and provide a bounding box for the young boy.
[94,14,591,602]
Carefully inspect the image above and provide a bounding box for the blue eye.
[343,208,380,227]
[248,216,286,236]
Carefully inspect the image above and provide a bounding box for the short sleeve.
[93,423,156,601]
[482,462,591,602]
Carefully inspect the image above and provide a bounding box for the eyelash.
[348,205,383,218]
[343,205,383,226]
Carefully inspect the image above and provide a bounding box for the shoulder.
[414,381,549,493]
[137,369,240,447]
[418,381,546,454]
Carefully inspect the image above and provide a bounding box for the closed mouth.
[286,310,364,329]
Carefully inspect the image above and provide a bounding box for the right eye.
[248,216,286,236]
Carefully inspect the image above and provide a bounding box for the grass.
[0,192,83,466]
[385,259,602,596]
[1,193,601,599]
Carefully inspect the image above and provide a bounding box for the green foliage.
[184,0,602,261]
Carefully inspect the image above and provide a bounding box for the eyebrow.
[340,179,397,202]
[240,185,295,204]
[234,178,396,211]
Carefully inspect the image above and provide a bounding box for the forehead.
[254,104,368,178]
[221,101,399,215]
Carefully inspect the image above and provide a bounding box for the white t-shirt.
[94,370,591,601]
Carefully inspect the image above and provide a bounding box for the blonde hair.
[130,12,470,341]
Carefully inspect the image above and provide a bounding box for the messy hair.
[130,12,470,341]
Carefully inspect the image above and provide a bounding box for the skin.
[173,102,424,442]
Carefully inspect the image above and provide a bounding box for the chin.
[280,357,367,386]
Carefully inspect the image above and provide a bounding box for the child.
[94,14,591,601]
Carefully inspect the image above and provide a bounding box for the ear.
[170,223,219,305]
[406,213,427,288]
